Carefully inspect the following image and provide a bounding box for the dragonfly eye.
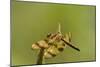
[48,43,53,45]
[47,33,52,38]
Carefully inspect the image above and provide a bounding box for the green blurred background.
[11,0,96,66]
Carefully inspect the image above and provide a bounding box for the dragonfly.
[32,23,80,64]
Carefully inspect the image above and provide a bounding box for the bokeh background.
[11,0,96,66]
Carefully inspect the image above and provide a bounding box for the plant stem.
[36,48,45,65]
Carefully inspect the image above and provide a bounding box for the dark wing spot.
[44,39,48,43]
[51,54,56,57]
[58,48,64,52]
[48,43,53,45]
[35,42,41,48]
[48,52,56,57]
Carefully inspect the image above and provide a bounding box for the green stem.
[36,48,45,65]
